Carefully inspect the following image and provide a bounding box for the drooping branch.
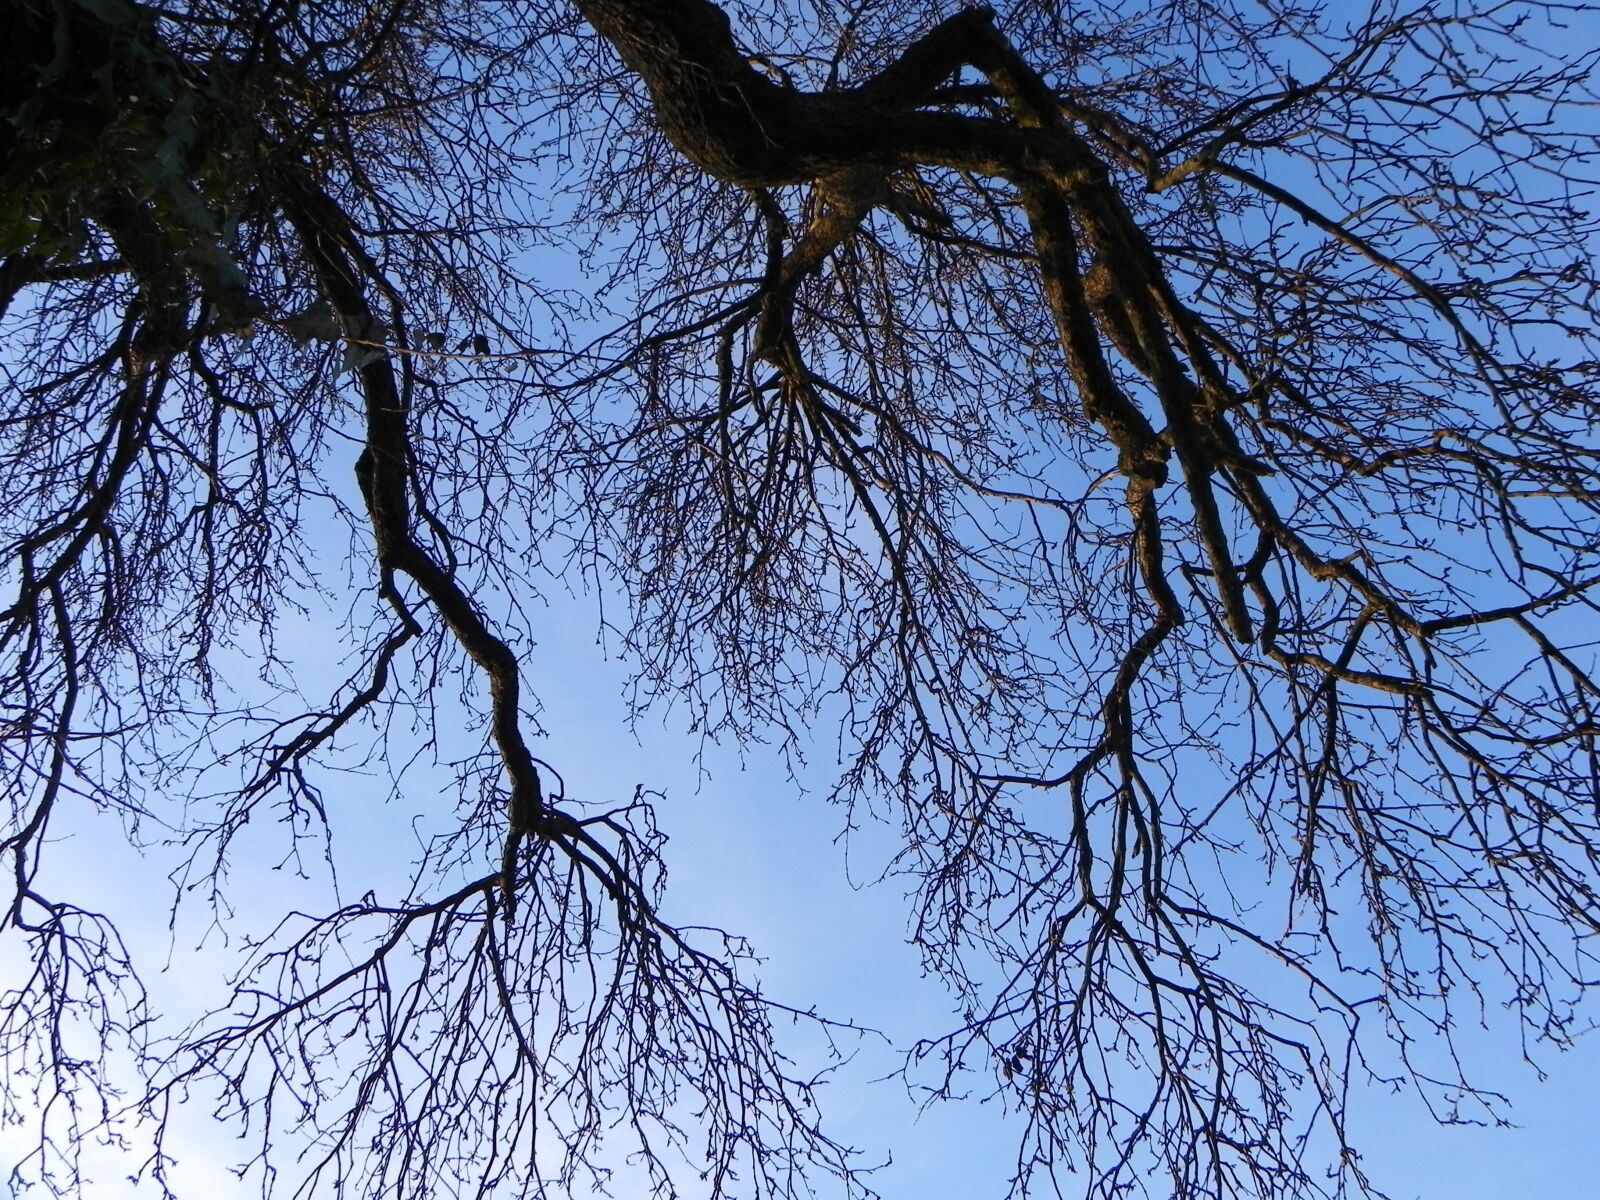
[574,0,1256,642]
[577,0,1539,683]
[272,165,562,919]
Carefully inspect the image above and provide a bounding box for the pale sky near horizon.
[4,571,1598,1200]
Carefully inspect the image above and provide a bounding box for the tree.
[3,0,1598,1195]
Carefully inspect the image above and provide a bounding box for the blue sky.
[4,1,1599,1195]
[8,568,1596,1200]
[533,594,1600,1200]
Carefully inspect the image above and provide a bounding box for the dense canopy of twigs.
[3,0,1599,1196]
